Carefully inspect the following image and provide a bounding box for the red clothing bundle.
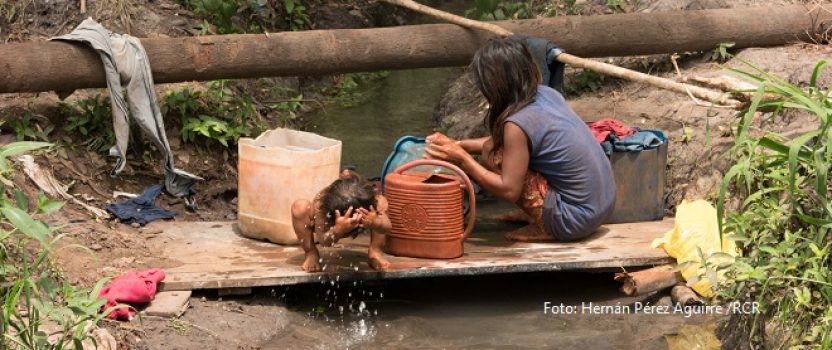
[588,118,635,143]
[98,268,165,321]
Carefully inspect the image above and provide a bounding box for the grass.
[0,142,116,350]
[716,59,832,348]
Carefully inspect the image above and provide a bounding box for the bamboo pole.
[382,0,742,108]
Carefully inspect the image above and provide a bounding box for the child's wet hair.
[319,171,377,229]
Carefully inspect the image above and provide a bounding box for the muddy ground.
[1,0,831,349]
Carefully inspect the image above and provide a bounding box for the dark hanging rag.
[52,19,202,208]
[106,184,179,225]
[513,36,566,94]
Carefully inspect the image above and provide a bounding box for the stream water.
[264,2,719,347]
[312,66,459,176]
[265,67,718,350]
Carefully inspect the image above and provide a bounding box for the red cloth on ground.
[98,268,165,321]
[588,118,636,143]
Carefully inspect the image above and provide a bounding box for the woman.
[426,37,616,242]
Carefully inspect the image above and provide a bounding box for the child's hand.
[332,207,361,238]
[357,206,379,230]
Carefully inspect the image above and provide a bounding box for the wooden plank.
[143,291,191,318]
[149,209,674,291]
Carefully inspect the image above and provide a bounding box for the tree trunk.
[0,5,828,93]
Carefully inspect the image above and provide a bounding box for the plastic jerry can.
[238,128,341,244]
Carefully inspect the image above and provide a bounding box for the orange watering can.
[383,159,476,259]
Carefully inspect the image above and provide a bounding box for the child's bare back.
[290,170,391,272]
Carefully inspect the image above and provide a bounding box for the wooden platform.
[149,214,674,291]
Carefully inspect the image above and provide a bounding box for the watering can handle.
[393,159,477,240]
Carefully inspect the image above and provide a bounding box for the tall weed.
[717,59,832,348]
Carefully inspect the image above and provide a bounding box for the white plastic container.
[238,129,341,244]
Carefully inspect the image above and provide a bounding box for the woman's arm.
[458,136,491,154]
[426,124,528,203]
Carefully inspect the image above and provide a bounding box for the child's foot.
[505,224,555,242]
[302,250,322,272]
[368,251,391,271]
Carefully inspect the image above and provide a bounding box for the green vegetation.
[0,142,113,350]
[179,0,311,34]
[180,0,241,34]
[709,42,736,63]
[605,0,625,12]
[283,0,310,31]
[465,0,532,21]
[566,69,604,94]
[59,95,116,154]
[163,80,265,148]
[717,60,832,348]
[320,72,391,108]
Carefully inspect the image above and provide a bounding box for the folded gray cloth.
[53,19,202,203]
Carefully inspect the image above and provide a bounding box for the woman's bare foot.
[486,209,533,223]
[301,250,322,272]
[368,251,391,271]
[505,224,556,242]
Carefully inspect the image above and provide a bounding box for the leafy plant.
[717,59,832,348]
[163,80,265,148]
[271,93,305,126]
[708,42,736,63]
[320,72,390,108]
[465,0,531,21]
[8,115,53,143]
[179,0,241,34]
[60,95,115,154]
[606,0,625,12]
[0,141,51,187]
[566,69,604,94]
[0,142,114,350]
[283,0,310,31]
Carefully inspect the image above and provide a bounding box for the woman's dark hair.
[319,172,377,229]
[470,37,541,156]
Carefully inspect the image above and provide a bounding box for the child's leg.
[368,230,390,271]
[291,199,321,272]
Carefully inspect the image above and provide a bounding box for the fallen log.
[0,5,829,93]
[615,265,684,296]
[671,284,705,306]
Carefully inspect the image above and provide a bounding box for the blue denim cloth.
[602,130,666,155]
[106,184,179,226]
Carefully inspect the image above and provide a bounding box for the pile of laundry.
[588,118,667,155]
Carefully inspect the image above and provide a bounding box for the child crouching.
[290,170,391,272]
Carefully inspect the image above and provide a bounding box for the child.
[291,170,391,272]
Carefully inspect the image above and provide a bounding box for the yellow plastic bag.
[651,200,738,297]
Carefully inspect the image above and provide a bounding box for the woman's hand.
[425,132,469,166]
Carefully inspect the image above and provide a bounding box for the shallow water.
[312,66,459,176]
[265,272,719,349]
